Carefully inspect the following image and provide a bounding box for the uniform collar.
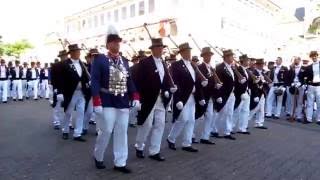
[71,58,79,63]
[182,59,191,65]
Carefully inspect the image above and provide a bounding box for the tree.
[0,36,4,56]
[3,39,33,57]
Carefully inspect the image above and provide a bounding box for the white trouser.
[28,80,38,99]
[202,99,216,140]
[12,79,23,100]
[83,98,93,130]
[266,86,284,117]
[288,87,304,119]
[94,107,129,167]
[306,85,320,122]
[52,98,64,126]
[215,93,235,136]
[135,96,166,155]
[129,107,138,125]
[232,93,250,132]
[21,80,28,97]
[0,80,8,102]
[168,94,196,147]
[7,80,11,98]
[285,88,291,114]
[249,95,266,127]
[41,79,50,98]
[61,90,85,137]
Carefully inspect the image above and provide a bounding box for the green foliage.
[0,38,33,57]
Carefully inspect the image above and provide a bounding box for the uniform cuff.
[132,92,140,100]
[93,95,102,106]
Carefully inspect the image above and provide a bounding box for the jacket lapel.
[67,59,80,79]
[149,56,161,84]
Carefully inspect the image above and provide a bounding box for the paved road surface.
[0,100,320,180]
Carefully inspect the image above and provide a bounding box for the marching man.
[215,50,246,140]
[10,60,23,101]
[26,62,40,100]
[300,51,320,125]
[167,42,206,152]
[265,57,288,119]
[286,57,304,121]
[21,62,28,99]
[0,59,9,103]
[91,26,140,173]
[232,54,251,134]
[134,38,177,161]
[40,63,50,99]
[59,44,91,141]
[248,59,268,129]
[194,47,220,144]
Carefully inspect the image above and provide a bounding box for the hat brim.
[179,47,192,53]
[149,45,167,49]
[223,53,234,57]
[68,48,82,53]
[201,51,214,57]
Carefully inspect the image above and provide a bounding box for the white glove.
[216,97,222,104]
[254,97,259,103]
[280,86,286,92]
[8,75,12,78]
[302,85,307,90]
[295,82,301,87]
[199,100,206,106]
[240,78,247,84]
[201,80,208,87]
[170,85,178,93]
[215,83,223,89]
[164,91,170,98]
[176,101,184,110]
[57,94,64,101]
[305,90,308,95]
[241,93,249,100]
[94,106,103,114]
[132,100,141,111]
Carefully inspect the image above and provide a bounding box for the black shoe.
[2,101,7,103]
[73,136,86,142]
[54,125,60,130]
[34,98,38,101]
[255,126,268,130]
[18,99,23,102]
[210,132,219,138]
[69,126,74,130]
[129,123,136,128]
[167,139,176,150]
[26,97,29,100]
[149,153,165,161]
[94,158,106,169]
[296,118,302,123]
[13,99,16,101]
[95,132,98,136]
[265,115,272,118]
[192,138,199,144]
[238,131,251,135]
[286,113,290,117]
[182,146,198,152]
[200,139,215,145]
[81,129,88,136]
[62,133,69,140]
[136,149,145,158]
[114,166,132,174]
[224,135,236,140]
[45,98,49,100]
[274,116,280,119]
[316,122,320,125]
[230,132,236,135]
[89,121,96,125]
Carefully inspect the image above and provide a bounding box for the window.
[139,1,145,16]
[107,11,112,21]
[100,13,105,26]
[114,9,119,22]
[94,15,98,27]
[77,21,81,31]
[82,19,86,29]
[88,17,92,28]
[149,0,155,13]
[130,4,136,17]
[122,7,127,20]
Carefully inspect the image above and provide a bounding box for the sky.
[0,0,307,46]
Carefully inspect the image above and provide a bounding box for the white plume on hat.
[106,24,119,36]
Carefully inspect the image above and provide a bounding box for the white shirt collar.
[153,56,162,62]
[71,58,79,63]
[224,62,232,68]
[183,59,191,64]
[313,60,319,65]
